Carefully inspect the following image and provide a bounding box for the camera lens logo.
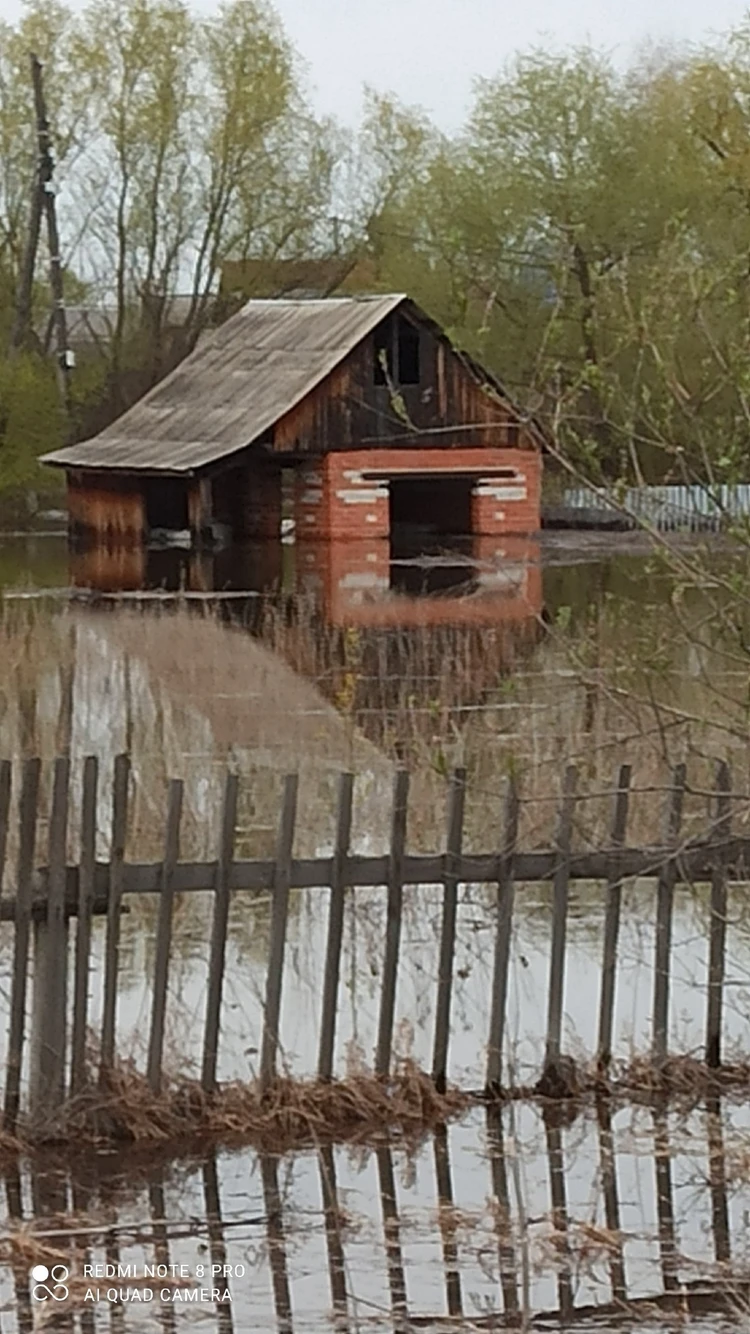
[31,1264,70,1301]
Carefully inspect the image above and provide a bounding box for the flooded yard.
[2,528,750,1329]
[3,1100,750,1330]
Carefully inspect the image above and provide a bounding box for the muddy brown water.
[2,530,750,1330]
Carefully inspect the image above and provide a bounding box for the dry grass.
[510,1051,750,1113]
[4,1049,750,1160]
[5,589,750,855]
[22,1058,469,1154]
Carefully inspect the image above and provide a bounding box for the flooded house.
[41,295,544,549]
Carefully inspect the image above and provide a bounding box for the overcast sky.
[6,0,750,128]
[261,0,750,127]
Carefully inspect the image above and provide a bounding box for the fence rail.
[0,754,745,1128]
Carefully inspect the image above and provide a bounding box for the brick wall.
[294,447,541,541]
[470,451,542,535]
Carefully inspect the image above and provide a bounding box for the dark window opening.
[397,317,420,384]
[373,314,421,386]
[507,421,520,447]
[373,318,393,385]
[144,478,189,532]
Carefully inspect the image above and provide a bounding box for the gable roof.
[42,294,541,475]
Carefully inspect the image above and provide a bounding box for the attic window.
[373,314,421,386]
[507,422,520,447]
[397,317,420,384]
[374,319,393,385]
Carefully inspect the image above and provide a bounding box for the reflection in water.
[69,535,543,632]
[0,1102,746,1332]
[597,1100,626,1302]
[544,1110,573,1321]
[485,1105,519,1319]
[318,1144,348,1330]
[653,1102,678,1294]
[376,1145,408,1328]
[434,1122,463,1318]
[261,1154,293,1334]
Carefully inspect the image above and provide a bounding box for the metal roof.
[42,295,405,474]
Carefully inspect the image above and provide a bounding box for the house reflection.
[69,540,285,596]
[294,536,542,629]
[70,535,542,633]
[70,535,544,751]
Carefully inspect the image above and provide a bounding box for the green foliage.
[7,7,750,491]
[0,355,64,487]
[354,35,750,483]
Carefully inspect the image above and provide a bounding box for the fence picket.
[2,752,749,1128]
[202,771,239,1094]
[71,756,98,1096]
[0,762,10,897]
[29,756,70,1121]
[706,761,731,1069]
[432,769,466,1092]
[597,764,632,1071]
[542,766,578,1081]
[318,773,354,1081]
[4,758,40,1131]
[375,770,409,1079]
[652,765,686,1067]
[147,780,183,1095]
[486,776,520,1094]
[260,774,299,1091]
[100,754,130,1080]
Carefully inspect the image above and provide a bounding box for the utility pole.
[15,53,73,415]
[10,150,42,353]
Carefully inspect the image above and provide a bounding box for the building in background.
[42,294,544,548]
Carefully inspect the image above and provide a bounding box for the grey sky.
[267,0,750,128]
[6,0,750,128]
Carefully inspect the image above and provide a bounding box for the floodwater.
[2,527,750,1330]
[2,1100,750,1330]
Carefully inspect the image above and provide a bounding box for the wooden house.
[42,295,544,547]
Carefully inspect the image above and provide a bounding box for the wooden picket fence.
[0,754,745,1127]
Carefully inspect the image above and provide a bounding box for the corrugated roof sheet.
[42,294,405,474]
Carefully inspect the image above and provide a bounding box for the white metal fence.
[562,483,750,531]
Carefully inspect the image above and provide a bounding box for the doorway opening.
[389,473,475,594]
[389,474,473,550]
[144,477,189,533]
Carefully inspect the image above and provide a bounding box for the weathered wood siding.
[273,316,534,456]
[67,471,146,546]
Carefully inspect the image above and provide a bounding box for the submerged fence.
[561,482,750,531]
[0,754,747,1126]
[2,1099,745,1330]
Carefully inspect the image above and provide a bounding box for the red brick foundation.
[294,447,540,541]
